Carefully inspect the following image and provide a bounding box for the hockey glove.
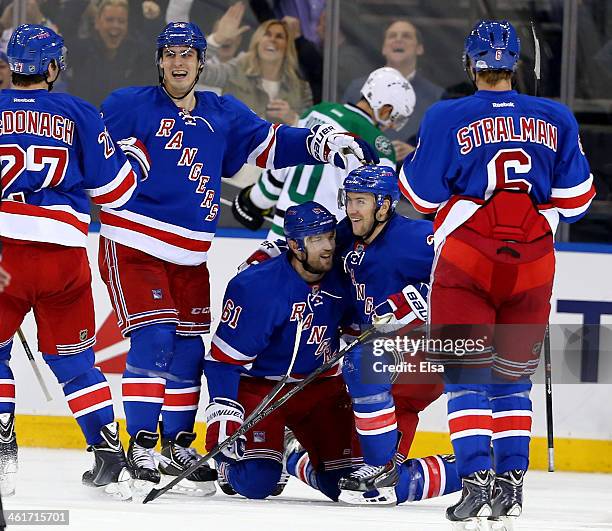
[306,125,379,169]
[372,282,429,334]
[232,185,272,231]
[117,137,151,180]
[238,239,288,272]
[205,397,246,460]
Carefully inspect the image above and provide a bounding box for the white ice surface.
[3,448,612,531]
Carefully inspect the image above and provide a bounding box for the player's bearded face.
[160,46,199,92]
[346,192,377,238]
[303,231,336,273]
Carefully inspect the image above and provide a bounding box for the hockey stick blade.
[144,319,305,504]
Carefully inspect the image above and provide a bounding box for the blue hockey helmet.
[463,20,520,73]
[156,22,207,64]
[339,165,400,212]
[284,201,337,251]
[7,24,66,76]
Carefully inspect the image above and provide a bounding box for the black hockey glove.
[232,185,271,231]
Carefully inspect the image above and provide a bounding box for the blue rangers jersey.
[100,86,323,266]
[399,90,595,249]
[338,215,434,324]
[204,252,352,401]
[0,89,138,247]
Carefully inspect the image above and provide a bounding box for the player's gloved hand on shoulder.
[306,124,379,169]
[238,239,288,272]
[372,282,429,334]
[205,397,246,460]
[117,137,151,180]
[232,184,272,231]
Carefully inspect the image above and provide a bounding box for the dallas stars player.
[232,67,415,236]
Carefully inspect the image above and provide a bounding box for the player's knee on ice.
[227,458,282,499]
[127,324,176,375]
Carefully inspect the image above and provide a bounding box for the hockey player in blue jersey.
[204,202,359,501]
[0,25,150,498]
[400,20,595,529]
[97,21,378,496]
[280,166,460,506]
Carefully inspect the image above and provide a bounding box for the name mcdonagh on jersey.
[0,109,75,145]
[456,115,558,155]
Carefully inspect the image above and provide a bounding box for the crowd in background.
[0,0,610,242]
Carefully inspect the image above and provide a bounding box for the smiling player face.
[302,231,336,274]
[159,46,200,94]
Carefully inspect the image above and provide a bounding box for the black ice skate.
[82,422,131,500]
[216,461,236,495]
[489,469,524,531]
[127,430,161,498]
[0,413,17,497]
[338,459,399,505]
[158,431,217,497]
[446,469,495,530]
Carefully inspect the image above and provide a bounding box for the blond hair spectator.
[203,4,312,125]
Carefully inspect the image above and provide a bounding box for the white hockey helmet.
[360,67,415,131]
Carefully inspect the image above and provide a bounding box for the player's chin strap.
[293,248,327,276]
[158,58,204,102]
[463,56,478,93]
[44,62,60,92]
[361,208,394,243]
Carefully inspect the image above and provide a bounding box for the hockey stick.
[543,324,555,472]
[144,318,305,503]
[144,324,378,503]
[16,328,53,402]
[530,20,541,96]
[531,20,555,472]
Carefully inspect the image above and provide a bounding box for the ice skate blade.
[103,468,132,501]
[160,474,216,497]
[0,472,17,497]
[130,477,160,502]
[489,516,516,531]
[338,487,397,506]
[450,517,492,531]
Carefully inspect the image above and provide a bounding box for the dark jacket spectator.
[64,0,153,106]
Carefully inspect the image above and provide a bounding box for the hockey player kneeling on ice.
[204,202,360,501]
[284,166,461,506]
[0,25,152,500]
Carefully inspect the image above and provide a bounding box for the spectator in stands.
[0,50,10,89]
[130,0,168,41]
[64,0,152,106]
[249,0,325,47]
[205,7,312,125]
[0,0,59,52]
[196,16,244,95]
[343,19,443,162]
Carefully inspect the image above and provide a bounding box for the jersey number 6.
[486,148,532,199]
